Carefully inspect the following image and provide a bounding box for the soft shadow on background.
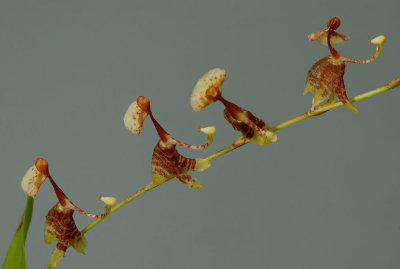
[1,0,399,268]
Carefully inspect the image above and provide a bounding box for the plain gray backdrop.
[1,0,399,268]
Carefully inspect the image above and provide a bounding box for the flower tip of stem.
[199,126,216,135]
[370,35,386,45]
[99,195,117,206]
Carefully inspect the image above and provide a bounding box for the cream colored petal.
[199,126,216,135]
[123,100,149,135]
[21,165,47,198]
[191,68,226,112]
[99,195,117,214]
[370,35,386,59]
[99,195,117,206]
[308,31,350,46]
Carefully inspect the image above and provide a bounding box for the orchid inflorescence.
[10,17,398,268]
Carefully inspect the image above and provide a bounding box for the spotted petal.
[123,100,149,135]
[176,172,204,189]
[308,30,350,46]
[151,141,210,188]
[223,108,277,146]
[191,68,226,112]
[21,165,47,198]
[304,56,358,113]
[45,203,87,267]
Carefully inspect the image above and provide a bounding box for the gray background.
[1,0,399,268]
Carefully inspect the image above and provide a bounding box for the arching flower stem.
[81,76,399,235]
[326,17,341,59]
[342,35,386,64]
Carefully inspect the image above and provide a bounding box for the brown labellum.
[304,56,357,114]
[44,203,87,267]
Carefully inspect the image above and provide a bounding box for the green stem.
[205,137,248,161]
[272,84,392,131]
[81,182,156,234]
[81,77,399,235]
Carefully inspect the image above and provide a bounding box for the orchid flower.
[124,96,214,188]
[304,17,386,114]
[190,68,277,145]
[21,158,115,267]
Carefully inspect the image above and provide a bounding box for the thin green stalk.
[205,137,247,161]
[81,77,399,235]
[81,182,156,234]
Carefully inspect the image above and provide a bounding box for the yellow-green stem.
[205,137,248,161]
[272,84,391,131]
[81,182,156,234]
[81,78,398,235]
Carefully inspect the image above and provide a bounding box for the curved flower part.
[21,158,49,197]
[151,141,211,188]
[308,31,350,46]
[125,96,214,188]
[304,17,386,114]
[341,35,386,64]
[45,193,116,267]
[191,68,226,112]
[191,69,277,145]
[174,126,216,150]
[99,195,117,213]
[303,56,355,112]
[45,203,88,267]
[123,96,150,135]
[224,108,277,145]
[308,17,350,47]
